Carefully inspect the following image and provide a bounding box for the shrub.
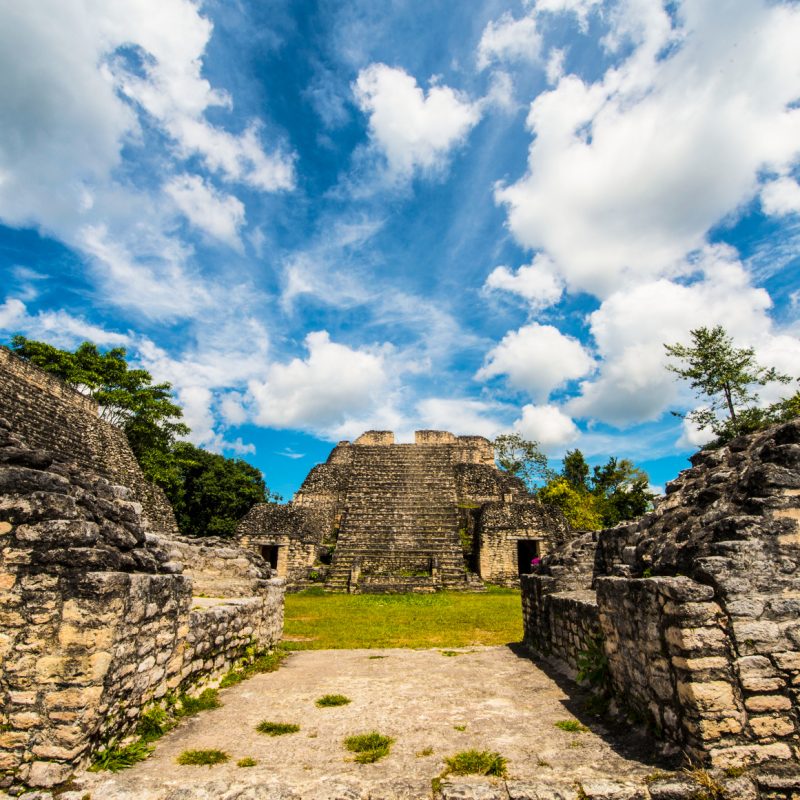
[135,706,172,742]
[316,694,351,707]
[343,731,394,764]
[89,740,153,772]
[177,749,229,766]
[256,721,300,736]
[443,750,507,778]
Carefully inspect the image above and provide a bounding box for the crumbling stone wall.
[522,420,800,769]
[0,418,284,789]
[0,347,177,535]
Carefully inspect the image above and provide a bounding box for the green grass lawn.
[282,586,523,649]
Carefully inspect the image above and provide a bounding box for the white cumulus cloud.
[249,331,394,433]
[477,12,541,70]
[496,0,800,298]
[761,176,800,217]
[484,253,564,309]
[477,323,595,401]
[354,64,482,179]
[417,398,506,440]
[514,403,579,449]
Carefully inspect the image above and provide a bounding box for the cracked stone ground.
[78,647,667,800]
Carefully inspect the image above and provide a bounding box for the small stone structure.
[238,430,570,592]
[0,352,285,789]
[522,420,800,770]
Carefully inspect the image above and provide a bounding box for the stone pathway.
[76,647,668,800]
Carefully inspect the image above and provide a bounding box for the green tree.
[589,457,652,527]
[537,477,604,530]
[168,443,272,537]
[493,433,553,489]
[562,449,590,491]
[664,325,794,443]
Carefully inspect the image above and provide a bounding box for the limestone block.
[672,656,729,672]
[744,694,792,712]
[676,679,736,712]
[8,691,36,705]
[772,650,800,670]
[749,715,796,737]
[9,712,42,729]
[44,686,102,710]
[665,626,728,653]
[26,760,72,788]
[683,713,744,739]
[709,741,792,768]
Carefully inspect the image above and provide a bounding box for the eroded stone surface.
[75,647,664,800]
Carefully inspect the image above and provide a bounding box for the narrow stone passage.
[80,647,666,800]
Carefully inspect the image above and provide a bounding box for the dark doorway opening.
[517,540,540,576]
[261,545,279,570]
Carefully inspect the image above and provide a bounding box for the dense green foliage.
[176,749,230,766]
[537,451,653,530]
[665,325,798,445]
[168,442,269,536]
[493,434,653,530]
[8,337,273,536]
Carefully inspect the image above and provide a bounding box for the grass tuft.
[256,720,300,736]
[416,746,434,757]
[316,694,351,707]
[453,724,466,731]
[343,731,394,764]
[555,719,588,733]
[443,749,507,778]
[219,646,289,688]
[177,688,221,717]
[237,757,257,767]
[177,749,229,766]
[89,740,153,772]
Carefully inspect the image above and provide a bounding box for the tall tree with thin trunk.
[664,325,792,443]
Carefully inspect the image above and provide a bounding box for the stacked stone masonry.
[522,420,800,772]
[0,352,286,790]
[0,347,178,536]
[238,429,571,592]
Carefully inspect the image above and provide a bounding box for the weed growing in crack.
[555,719,588,733]
[177,749,229,766]
[256,721,301,736]
[316,694,351,707]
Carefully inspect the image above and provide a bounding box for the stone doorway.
[261,544,280,570]
[516,539,540,576]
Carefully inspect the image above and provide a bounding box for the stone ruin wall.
[0,351,287,789]
[0,347,178,536]
[522,420,800,771]
[0,417,284,788]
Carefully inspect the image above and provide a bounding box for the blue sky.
[1,0,799,500]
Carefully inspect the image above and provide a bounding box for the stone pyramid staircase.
[326,444,471,592]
